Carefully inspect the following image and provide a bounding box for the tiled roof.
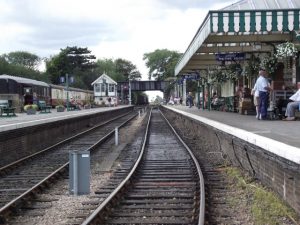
[222,0,300,10]
[0,74,49,87]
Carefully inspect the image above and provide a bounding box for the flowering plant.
[275,42,298,58]
[24,104,38,111]
[260,55,277,77]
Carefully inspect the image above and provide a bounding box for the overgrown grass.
[225,166,299,225]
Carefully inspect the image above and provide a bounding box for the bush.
[55,105,65,109]
[24,104,38,111]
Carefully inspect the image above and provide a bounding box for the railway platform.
[0,105,131,132]
[162,105,300,214]
[165,105,300,149]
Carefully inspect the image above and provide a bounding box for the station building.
[175,0,300,113]
[91,73,118,106]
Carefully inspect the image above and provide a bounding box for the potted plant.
[56,105,65,112]
[24,104,38,115]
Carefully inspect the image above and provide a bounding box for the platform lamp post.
[60,74,74,111]
[197,80,201,109]
[128,78,132,105]
[202,79,205,110]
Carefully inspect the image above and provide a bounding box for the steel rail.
[82,107,204,225]
[81,108,152,225]
[0,112,138,223]
[160,109,205,225]
[0,111,133,176]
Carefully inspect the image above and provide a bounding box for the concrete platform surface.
[165,105,300,149]
[0,106,131,132]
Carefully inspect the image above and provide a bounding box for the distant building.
[91,73,118,106]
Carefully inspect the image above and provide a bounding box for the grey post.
[69,151,90,195]
[115,127,119,146]
[73,152,78,195]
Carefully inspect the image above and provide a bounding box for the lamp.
[60,74,74,111]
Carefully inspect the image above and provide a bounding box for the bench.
[272,90,294,116]
[211,97,225,111]
[67,103,81,111]
[38,100,52,113]
[0,100,16,117]
[67,104,76,111]
[224,96,238,112]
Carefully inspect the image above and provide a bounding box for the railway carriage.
[0,74,94,111]
[0,74,51,112]
[50,84,94,107]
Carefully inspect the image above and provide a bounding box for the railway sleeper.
[104,217,193,224]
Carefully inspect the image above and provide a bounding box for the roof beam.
[197,44,273,53]
[205,33,292,44]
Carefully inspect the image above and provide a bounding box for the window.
[109,84,114,92]
[101,83,106,92]
[95,84,100,92]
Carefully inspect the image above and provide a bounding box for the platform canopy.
[175,0,300,75]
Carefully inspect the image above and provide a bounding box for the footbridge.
[117,81,169,92]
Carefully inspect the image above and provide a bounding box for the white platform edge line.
[0,106,129,132]
[165,106,300,165]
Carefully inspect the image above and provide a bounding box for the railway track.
[0,111,138,224]
[161,108,249,224]
[82,108,205,225]
[3,109,148,225]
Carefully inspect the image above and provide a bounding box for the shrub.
[55,105,65,109]
[24,104,38,111]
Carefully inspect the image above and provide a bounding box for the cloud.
[0,0,237,76]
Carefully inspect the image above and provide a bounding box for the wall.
[161,107,300,214]
[0,107,133,167]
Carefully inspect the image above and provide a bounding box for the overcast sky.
[0,0,238,98]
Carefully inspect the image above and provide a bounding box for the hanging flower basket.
[275,42,298,59]
[260,56,277,78]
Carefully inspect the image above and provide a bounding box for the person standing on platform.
[187,92,193,108]
[254,68,271,120]
[251,81,260,119]
[283,82,300,121]
[107,97,112,107]
[251,82,260,119]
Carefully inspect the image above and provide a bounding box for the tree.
[94,58,123,82]
[0,55,49,82]
[115,58,141,81]
[45,46,96,87]
[153,95,163,104]
[143,49,181,81]
[3,51,41,70]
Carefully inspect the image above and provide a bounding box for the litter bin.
[69,150,90,195]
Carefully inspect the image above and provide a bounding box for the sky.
[0,0,238,99]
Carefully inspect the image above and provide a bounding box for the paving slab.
[164,105,300,149]
[0,106,131,132]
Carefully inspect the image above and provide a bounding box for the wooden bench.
[0,100,16,117]
[211,97,225,111]
[67,105,76,111]
[38,100,52,113]
[272,90,294,115]
[224,96,238,112]
[67,103,82,111]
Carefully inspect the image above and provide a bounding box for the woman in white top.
[251,84,260,118]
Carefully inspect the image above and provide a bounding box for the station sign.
[216,53,245,61]
[182,72,200,80]
[178,72,200,84]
